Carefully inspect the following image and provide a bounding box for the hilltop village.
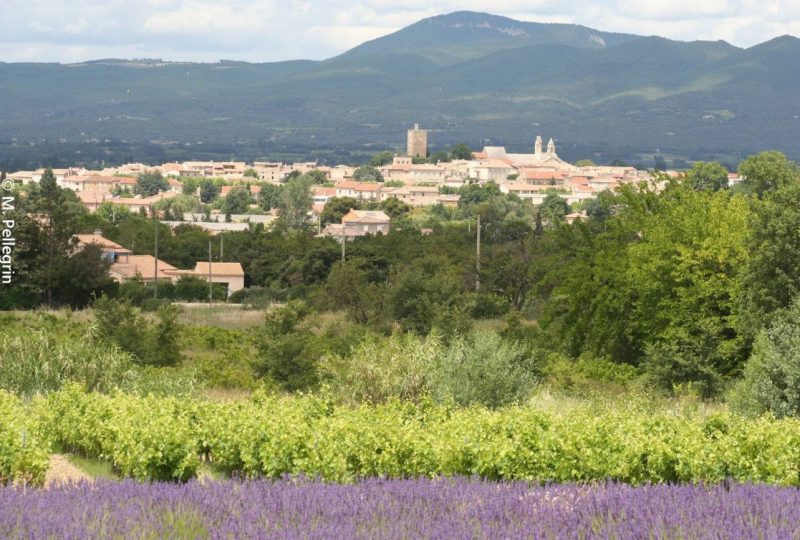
[4,126,704,230]
[3,126,749,297]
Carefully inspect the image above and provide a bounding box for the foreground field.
[1,479,798,538]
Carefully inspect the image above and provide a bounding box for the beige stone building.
[320,210,391,241]
[406,123,428,158]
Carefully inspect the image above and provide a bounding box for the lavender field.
[2,478,799,538]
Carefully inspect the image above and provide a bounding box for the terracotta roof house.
[320,210,391,241]
[187,262,245,296]
[73,232,132,264]
[111,255,179,282]
[335,182,383,201]
[74,232,245,296]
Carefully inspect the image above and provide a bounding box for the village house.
[383,185,441,206]
[468,159,519,183]
[74,231,245,296]
[77,191,179,214]
[334,181,383,201]
[319,210,391,241]
[181,161,246,180]
[253,161,286,183]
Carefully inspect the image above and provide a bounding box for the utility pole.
[153,207,158,300]
[341,227,346,262]
[219,234,224,260]
[208,241,213,307]
[475,214,481,292]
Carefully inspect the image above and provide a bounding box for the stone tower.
[406,123,428,158]
[535,135,543,156]
[547,138,556,155]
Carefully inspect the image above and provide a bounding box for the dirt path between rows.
[44,454,92,488]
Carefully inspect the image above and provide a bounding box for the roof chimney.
[93,229,103,236]
[414,123,419,130]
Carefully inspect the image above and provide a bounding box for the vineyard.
[4,385,800,486]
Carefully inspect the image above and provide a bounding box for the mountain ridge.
[0,11,798,170]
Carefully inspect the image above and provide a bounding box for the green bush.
[320,333,439,405]
[228,286,273,309]
[429,331,537,408]
[730,298,800,418]
[180,326,258,390]
[543,353,640,394]
[322,330,538,408]
[93,297,182,367]
[174,275,226,302]
[255,301,320,391]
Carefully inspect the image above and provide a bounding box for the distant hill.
[0,11,799,169]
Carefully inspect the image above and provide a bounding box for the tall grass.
[0,327,138,396]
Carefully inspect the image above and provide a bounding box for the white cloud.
[1,0,799,63]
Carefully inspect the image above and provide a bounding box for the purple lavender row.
[1,478,798,539]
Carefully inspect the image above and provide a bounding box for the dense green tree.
[320,197,360,226]
[387,254,471,336]
[370,151,395,167]
[93,297,181,366]
[450,143,473,160]
[738,182,800,338]
[322,259,384,325]
[353,165,384,183]
[537,194,569,226]
[31,169,89,306]
[305,170,328,184]
[134,170,169,197]
[379,197,411,220]
[458,182,503,208]
[256,301,319,391]
[575,159,596,167]
[244,168,258,178]
[199,179,220,203]
[258,184,283,211]
[685,161,729,192]
[429,151,451,163]
[278,175,313,230]
[220,187,253,214]
[542,183,750,391]
[738,151,798,198]
[52,244,113,308]
[731,298,800,418]
[584,190,616,224]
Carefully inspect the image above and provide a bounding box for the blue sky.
[1,0,797,63]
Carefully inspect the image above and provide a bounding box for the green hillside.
[0,11,799,169]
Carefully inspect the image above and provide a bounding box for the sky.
[1,0,798,63]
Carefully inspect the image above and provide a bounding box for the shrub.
[320,333,440,405]
[229,286,273,309]
[93,297,182,367]
[174,275,226,302]
[730,298,800,418]
[255,301,319,391]
[430,331,537,408]
[543,353,639,394]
